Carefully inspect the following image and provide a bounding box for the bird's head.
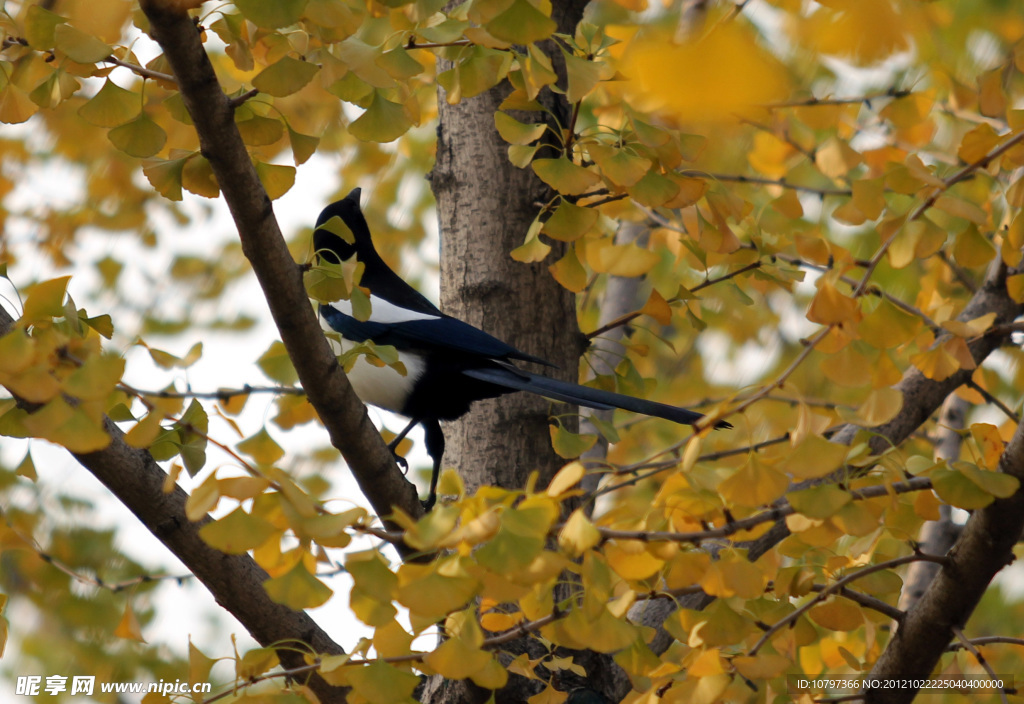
[313,187,373,265]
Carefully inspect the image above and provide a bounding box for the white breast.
[320,301,427,414]
[343,346,425,414]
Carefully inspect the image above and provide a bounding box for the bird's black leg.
[421,419,445,511]
[387,417,420,472]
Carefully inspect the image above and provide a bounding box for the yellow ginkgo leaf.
[858,298,919,349]
[806,277,859,325]
[809,598,863,632]
[910,345,960,382]
[558,509,601,557]
[0,85,39,124]
[547,461,586,497]
[349,90,413,143]
[780,435,848,480]
[542,200,598,242]
[532,158,600,196]
[718,457,789,508]
[422,635,493,680]
[620,24,789,122]
[605,540,663,581]
[263,561,333,610]
[548,248,588,293]
[799,0,910,65]
[113,600,146,642]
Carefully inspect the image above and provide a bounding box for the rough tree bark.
[430,26,587,500]
[423,1,632,700]
[897,396,966,612]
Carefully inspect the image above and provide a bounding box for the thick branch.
[829,261,1022,451]
[643,257,1024,669]
[864,410,1024,703]
[898,396,966,611]
[137,2,422,530]
[0,307,348,703]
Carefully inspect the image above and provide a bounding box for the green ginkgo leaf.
[263,562,333,610]
[349,91,412,143]
[108,113,167,158]
[494,111,546,146]
[236,115,285,146]
[78,79,140,127]
[182,154,220,198]
[485,0,556,44]
[255,161,296,200]
[24,5,65,49]
[252,55,320,97]
[234,0,308,29]
[532,158,600,195]
[143,156,186,201]
[287,125,320,165]
[54,23,112,64]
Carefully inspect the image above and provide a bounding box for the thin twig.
[121,383,304,401]
[595,434,791,497]
[0,510,194,593]
[1,36,178,84]
[766,88,911,109]
[678,171,852,197]
[951,625,1010,704]
[853,130,1024,297]
[945,636,1024,651]
[750,553,949,655]
[810,583,905,622]
[729,326,832,419]
[228,88,260,108]
[596,477,933,546]
[564,100,582,156]
[986,321,1024,338]
[103,54,178,83]
[585,261,762,340]
[936,249,980,293]
[581,192,629,208]
[198,662,323,704]
[965,379,1019,423]
[406,38,474,50]
[738,115,818,163]
[772,252,942,332]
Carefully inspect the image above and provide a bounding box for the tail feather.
[463,367,729,428]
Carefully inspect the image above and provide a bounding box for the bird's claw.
[390,451,409,474]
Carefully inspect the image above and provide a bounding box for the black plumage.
[314,188,728,508]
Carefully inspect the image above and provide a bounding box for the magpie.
[314,188,728,509]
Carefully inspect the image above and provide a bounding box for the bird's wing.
[463,365,726,427]
[321,302,553,366]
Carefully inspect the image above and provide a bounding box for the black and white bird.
[314,188,728,509]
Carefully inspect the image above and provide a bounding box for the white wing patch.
[329,295,441,324]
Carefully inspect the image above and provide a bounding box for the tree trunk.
[430,0,588,500]
[425,3,606,701]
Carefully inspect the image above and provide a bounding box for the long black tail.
[463,366,730,428]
